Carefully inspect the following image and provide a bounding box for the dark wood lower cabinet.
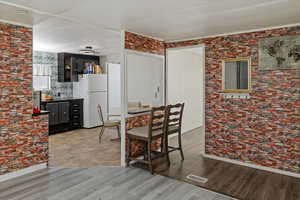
[42,99,83,134]
[59,102,70,124]
[46,103,59,125]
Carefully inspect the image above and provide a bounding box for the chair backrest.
[97,104,104,124]
[148,106,167,139]
[166,103,185,134]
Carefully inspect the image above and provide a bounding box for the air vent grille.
[186,174,208,183]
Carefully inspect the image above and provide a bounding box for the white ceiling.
[0,1,122,58]
[0,0,299,54]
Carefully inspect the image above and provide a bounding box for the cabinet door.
[46,103,59,125]
[58,53,72,82]
[58,53,65,82]
[71,57,79,82]
[59,102,70,124]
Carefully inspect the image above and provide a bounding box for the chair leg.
[165,135,171,166]
[110,125,121,142]
[160,136,164,153]
[116,125,121,139]
[126,137,132,166]
[178,132,184,160]
[143,141,148,161]
[99,126,105,143]
[147,141,154,174]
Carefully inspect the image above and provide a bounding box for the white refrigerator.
[73,74,107,128]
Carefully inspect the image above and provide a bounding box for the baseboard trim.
[203,154,300,179]
[168,126,202,140]
[0,163,47,182]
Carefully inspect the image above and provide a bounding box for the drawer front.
[71,100,83,109]
[71,103,80,109]
[71,100,83,114]
[70,99,83,128]
[72,108,80,114]
[72,121,82,127]
[72,114,81,120]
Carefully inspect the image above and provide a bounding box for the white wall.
[108,63,121,114]
[167,48,204,133]
[126,52,164,107]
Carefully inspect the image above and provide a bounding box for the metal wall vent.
[186,174,208,183]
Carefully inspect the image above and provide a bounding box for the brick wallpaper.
[166,26,300,173]
[0,23,49,175]
[125,31,165,55]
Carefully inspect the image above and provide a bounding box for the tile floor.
[49,127,121,167]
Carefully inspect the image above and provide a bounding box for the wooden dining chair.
[97,104,121,143]
[126,106,167,174]
[165,103,185,165]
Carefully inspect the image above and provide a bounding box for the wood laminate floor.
[49,127,120,167]
[0,167,236,200]
[156,128,300,200]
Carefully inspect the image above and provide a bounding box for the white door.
[167,48,204,133]
[108,63,121,116]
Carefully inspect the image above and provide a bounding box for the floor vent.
[186,174,208,183]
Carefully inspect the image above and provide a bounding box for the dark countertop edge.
[128,110,151,115]
[32,110,50,116]
[126,111,151,119]
[41,98,84,103]
[127,107,151,114]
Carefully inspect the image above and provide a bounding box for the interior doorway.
[157,45,206,181]
[107,63,121,120]
[32,15,123,167]
[166,45,205,152]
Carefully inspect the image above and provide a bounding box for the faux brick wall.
[0,23,48,175]
[166,26,300,173]
[125,31,165,55]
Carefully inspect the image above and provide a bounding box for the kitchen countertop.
[32,110,50,116]
[42,97,84,103]
[128,108,151,115]
[126,107,151,118]
[109,107,152,118]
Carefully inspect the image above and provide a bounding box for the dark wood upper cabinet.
[58,53,100,82]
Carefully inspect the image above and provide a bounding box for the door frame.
[165,44,206,156]
[120,30,126,167]
[106,62,121,120]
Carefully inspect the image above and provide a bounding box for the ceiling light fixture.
[79,46,100,55]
